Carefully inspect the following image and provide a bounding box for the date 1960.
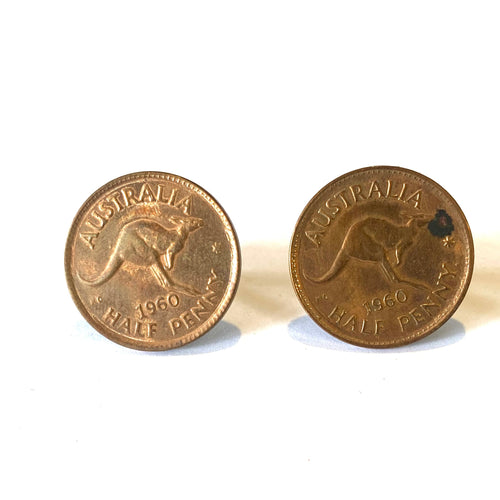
[135,293,180,320]
[363,289,407,314]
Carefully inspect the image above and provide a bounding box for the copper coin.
[290,166,474,348]
[65,172,240,350]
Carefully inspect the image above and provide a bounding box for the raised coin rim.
[289,165,474,348]
[65,171,241,351]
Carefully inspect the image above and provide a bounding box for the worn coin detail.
[290,166,474,348]
[65,172,240,350]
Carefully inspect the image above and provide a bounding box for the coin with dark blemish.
[289,166,474,348]
[428,209,454,238]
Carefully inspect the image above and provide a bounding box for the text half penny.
[290,166,474,348]
[65,172,241,350]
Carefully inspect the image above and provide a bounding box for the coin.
[290,166,474,348]
[65,172,240,350]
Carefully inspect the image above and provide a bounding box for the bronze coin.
[65,172,240,350]
[290,166,474,348]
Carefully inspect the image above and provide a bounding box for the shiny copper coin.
[65,172,240,350]
[290,166,474,348]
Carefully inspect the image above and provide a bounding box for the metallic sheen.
[65,172,240,350]
[290,166,474,348]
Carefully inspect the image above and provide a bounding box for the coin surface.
[65,172,240,350]
[290,166,474,348]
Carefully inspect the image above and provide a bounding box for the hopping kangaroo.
[307,213,431,290]
[79,214,203,295]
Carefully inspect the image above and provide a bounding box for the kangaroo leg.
[380,255,399,283]
[151,256,174,288]
[156,254,201,296]
[380,254,430,292]
[169,275,202,297]
[176,283,202,297]
[151,264,167,287]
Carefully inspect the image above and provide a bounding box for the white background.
[1,1,499,499]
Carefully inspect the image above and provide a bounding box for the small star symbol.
[442,235,456,248]
[211,242,221,254]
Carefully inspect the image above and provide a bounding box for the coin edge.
[289,165,475,348]
[65,171,241,351]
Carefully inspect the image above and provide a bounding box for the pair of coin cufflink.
[65,166,473,350]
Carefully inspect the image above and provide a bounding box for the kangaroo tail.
[78,251,123,286]
[305,251,349,283]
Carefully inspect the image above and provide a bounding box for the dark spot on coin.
[428,209,454,237]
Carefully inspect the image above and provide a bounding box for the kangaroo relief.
[307,212,432,291]
[79,214,204,296]
[290,166,474,348]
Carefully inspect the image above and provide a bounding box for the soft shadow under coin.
[149,320,241,356]
[73,319,241,354]
[288,316,465,353]
[74,319,108,343]
[226,242,303,333]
